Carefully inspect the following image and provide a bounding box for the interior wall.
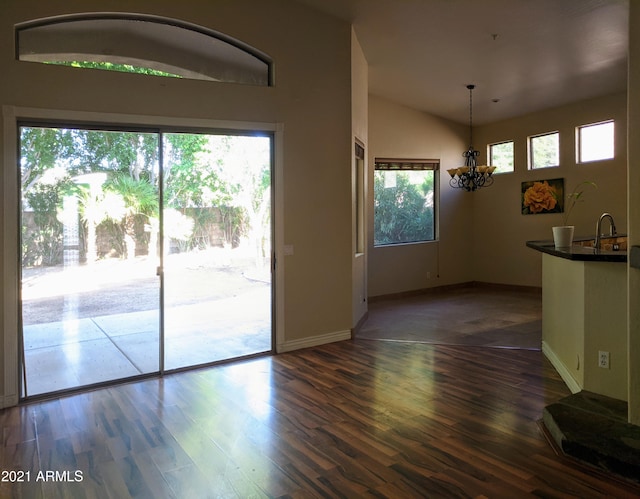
[367,95,471,297]
[473,92,628,287]
[351,29,368,327]
[0,0,353,405]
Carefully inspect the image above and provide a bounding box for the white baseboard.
[277,329,351,353]
[542,340,582,394]
[0,394,19,409]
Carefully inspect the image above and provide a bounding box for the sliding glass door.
[20,126,161,396]
[162,133,273,370]
[19,125,272,398]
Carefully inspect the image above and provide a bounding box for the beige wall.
[1,0,353,405]
[473,93,628,287]
[351,30,368,327]
[368,95,471,297]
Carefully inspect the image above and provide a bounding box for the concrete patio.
[21,252,272,397]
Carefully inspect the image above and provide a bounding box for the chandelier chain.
[468,84,474,147]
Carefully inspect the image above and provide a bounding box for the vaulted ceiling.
[297,0,628,125]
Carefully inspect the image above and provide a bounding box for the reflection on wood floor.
[359,284,543,349]
[2,337,639,497]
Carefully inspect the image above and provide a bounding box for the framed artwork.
[521,178,564,215]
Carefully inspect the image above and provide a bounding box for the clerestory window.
[529,131,559,169]
[488,141,514,174]
[16,14,272,86]
[577,120,614,163]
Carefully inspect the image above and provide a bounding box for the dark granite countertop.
[526,237,627,262]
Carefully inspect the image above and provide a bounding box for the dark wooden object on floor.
[2,339,639,498]
[544,391,640,482]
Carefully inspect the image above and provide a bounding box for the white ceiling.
[296,0,629,125]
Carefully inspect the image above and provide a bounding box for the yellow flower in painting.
[523,181,557,213]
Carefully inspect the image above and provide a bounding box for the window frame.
[528,131,560,170]
[373,158,439,247]
[577,120,615,164]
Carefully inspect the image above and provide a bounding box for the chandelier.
[447,84,496,191]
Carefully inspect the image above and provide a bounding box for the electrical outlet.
[427,272,431,279]
[598,351,610,369]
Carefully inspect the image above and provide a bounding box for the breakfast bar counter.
[527,237,628,402]
[526,237,627,262]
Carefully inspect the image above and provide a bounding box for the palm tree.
[105,174,158,259]
[74,172,127,264]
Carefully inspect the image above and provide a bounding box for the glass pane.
[580,121,614,162]
[530,132,559,169]
[162,133,272,370]
[20,126,160,396]
[374,169,435,246]
[489,141,514,173]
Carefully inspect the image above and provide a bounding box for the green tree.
[200,135,271,267]
[20,127,77,266]
[49,61,181,78]
[531,133,559,168]
[20,127,271,266]
[20,127,75,193]
[163,133,215,209]
[490,142,514,173]
[81,130,158,181]
[21,126,159,264]
[163,133,222,251]
[22,182,66,266]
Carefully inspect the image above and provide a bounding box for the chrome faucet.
[595,212,617,251]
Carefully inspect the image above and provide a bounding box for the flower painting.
[521,178,564,215]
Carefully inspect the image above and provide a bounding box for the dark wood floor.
[2,340,640,498]
[359,284,543,349]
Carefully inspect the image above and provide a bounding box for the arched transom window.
[16,14,272,86]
